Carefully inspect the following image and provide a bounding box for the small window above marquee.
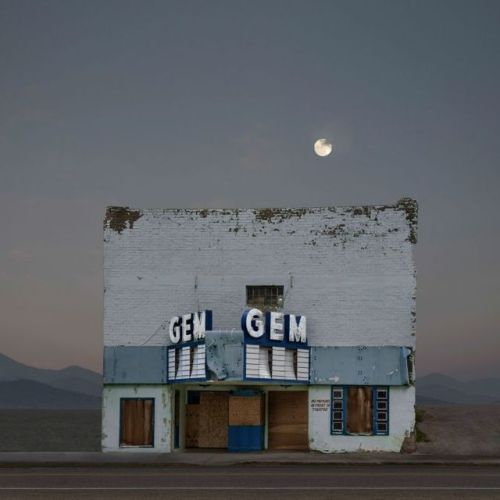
[246,285,284,311]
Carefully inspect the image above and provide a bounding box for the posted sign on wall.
[167,310,212,382]
[241,308,309,383]
[241,308,307,345]
[168,310,213,344]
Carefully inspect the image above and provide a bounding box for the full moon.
[314,138,333,157]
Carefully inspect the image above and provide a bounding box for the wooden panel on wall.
[120,399,154,447]
[198,392,229,448]
[268,391,308,450]
[228,395,264,426]
[185,404,199,448]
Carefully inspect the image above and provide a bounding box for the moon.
[314,138,333,157]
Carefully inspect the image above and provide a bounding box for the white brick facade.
[104,204,416,349]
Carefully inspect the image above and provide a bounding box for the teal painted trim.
[104,346,167,384]
[311,346,412,386]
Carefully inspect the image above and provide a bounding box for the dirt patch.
[416,405,500,456]
[415,408,430,443]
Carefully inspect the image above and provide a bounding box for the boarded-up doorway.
[120,398,154,447]
[185,391,229,448]
[268,391,308,450]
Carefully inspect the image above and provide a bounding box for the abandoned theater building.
[102,200,417,453]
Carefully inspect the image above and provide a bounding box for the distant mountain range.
[0,353,101,409]
[1,353,499,408]
[0,380,101,409]
[416,373,500,405]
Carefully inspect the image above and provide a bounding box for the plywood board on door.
[198,392,229,448]
[228,395,264,426]
[268,391,308,450]
[120,399,154,447]
[185,404,199,448]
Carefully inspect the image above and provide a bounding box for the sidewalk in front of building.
[0,451,499,467]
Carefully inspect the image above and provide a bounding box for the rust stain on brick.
[104,206,142,233]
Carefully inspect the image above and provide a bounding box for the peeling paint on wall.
[254,207,307,223]
[205,331,244,381]
[104,206,143,233]
[396,198,418,244]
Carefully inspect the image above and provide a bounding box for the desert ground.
[416,405,500,456]
[0,410,101,451]
[0,405,500,454]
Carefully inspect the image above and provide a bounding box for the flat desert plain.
[416,404,500,456]
[0,410,101,451]
[0,406,499,454]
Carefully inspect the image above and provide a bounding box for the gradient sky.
[1,0,499,378]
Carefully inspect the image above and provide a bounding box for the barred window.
[331,387,345,435]
[246,285,284,311]
[374,387,389,435]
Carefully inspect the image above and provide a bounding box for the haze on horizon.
[1,0,499,379]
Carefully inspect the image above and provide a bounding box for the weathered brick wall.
[103,201,417,349]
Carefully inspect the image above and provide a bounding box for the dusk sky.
[1,0,499,379]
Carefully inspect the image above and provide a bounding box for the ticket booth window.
[120,398,154,447]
